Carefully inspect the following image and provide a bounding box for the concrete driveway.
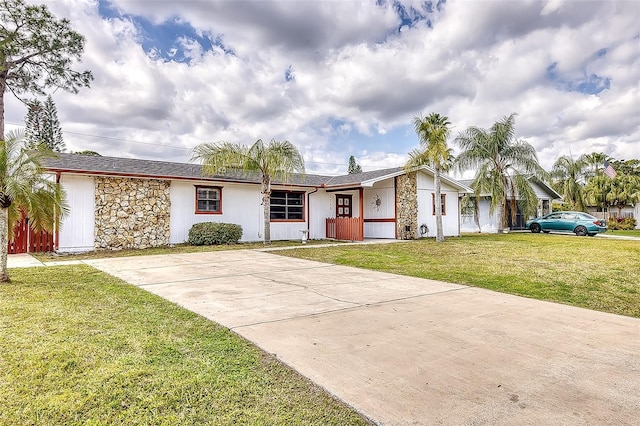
[85,250,640,425]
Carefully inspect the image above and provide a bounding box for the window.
[432,193,446,215]
[271,191,304,221]
[196,186,222,214]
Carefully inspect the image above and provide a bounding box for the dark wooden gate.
[7,217,54,254]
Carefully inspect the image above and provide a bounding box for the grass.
[0,266,370,425]
[277,233,640,318]
[33,239,338,262]
[607,229,640,237]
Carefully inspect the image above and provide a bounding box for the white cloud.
[10,0,639,175]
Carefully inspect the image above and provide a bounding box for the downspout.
[55,172,61,251]
[359,187,364,240]
[458,194,461,237]
[394,177,398,239]
[307,187,319,238]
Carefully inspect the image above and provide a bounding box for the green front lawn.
[33,239,338,262]
[277,233,640,318]
[0,266,369,425]
[607,229,640,237]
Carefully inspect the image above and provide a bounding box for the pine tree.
[347,155,362,174]
[24,99,44,149]
[24,95,65,152]
[42,95,65,152]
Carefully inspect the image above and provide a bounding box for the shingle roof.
[321,167,405,186]
[43,153,471,192]
[44,153,328,187]
[459,177,561,199]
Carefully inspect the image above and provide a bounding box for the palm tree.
[582,152,608,180]
[455,114,548,232]
[551,155,588,212]
[405,113,452,242]
[608,173,640,217]
[1,131,68,282]
[192,139,305,245]
[584,174,611,216]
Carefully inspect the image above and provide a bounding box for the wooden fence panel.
[8,218,28,254]
[326,217,363,241]
[30,229,54,253]
[7,217,55,254]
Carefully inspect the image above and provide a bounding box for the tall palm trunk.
[262,175,271,245]
[1,68,6,140]
[0,207,9,282]
[434,165,444,242]
[499,175,511,232]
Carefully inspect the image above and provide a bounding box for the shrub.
[187,222,243,245]
[607,217,637,231]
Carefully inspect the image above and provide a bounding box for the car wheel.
[575,226,588,237]
[530,223,541,233]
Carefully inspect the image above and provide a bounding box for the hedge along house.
[43,154,473,253]
[459,177,562,233]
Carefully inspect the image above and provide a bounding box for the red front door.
[336,194,352,218]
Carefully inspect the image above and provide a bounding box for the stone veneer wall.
[95,177,171,250]
[395,172,418,240]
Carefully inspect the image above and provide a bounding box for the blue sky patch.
[285,65,295,82]
[326,116,415,158]
[546,61,611,95]
[97,0,230,63]
[376,0,439,32]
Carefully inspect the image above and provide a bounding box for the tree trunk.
[434,166,444,242]
[498,177,509,233]
[0,207,9,282]
[496,203,505,233]
[1,66,6,140]
[473,197,481,233]
[262,174,271,245]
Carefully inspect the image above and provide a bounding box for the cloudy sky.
[6,0,640,175]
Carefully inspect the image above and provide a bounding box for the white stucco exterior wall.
[416,172,461,237]
[363,179,396,238]
[308,190,330,239]
[460,198,497,233]
[58,174,95,252]
[170,180,263,243]
[170,181,314,244]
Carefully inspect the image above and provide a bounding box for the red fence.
[326,217,363,241]
[7,218,55,254]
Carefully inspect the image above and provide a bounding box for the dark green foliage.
[347,155,362,174]
[608,217,637,230]
[73,150,101,156]
[0,0,93,97]
[24,95,65,151]
[188,222,243,245]
[0,0,93,138]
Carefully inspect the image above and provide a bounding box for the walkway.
[72,249,639,425]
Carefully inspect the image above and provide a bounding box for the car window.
[547,213,562,219]
[563,213,577,220]
[578,213,597,220]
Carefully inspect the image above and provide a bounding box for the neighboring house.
[459,177,562,233]
[42,154,473,253]
[586,205,640,229]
